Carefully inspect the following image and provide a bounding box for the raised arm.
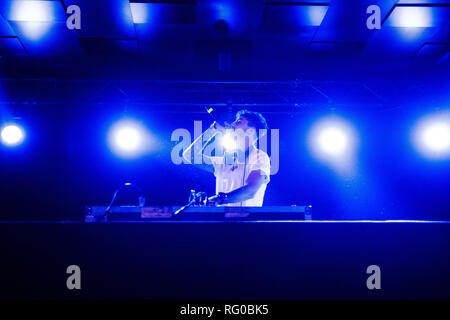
[182,122,225,173]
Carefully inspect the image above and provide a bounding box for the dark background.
[0,0,449,221]
[1,91,449,221]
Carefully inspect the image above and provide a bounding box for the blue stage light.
[303,5,329,26]
[413,111,450,159]
[1,124,25,146]
[308,117,358,175]
[213,2,233,22]
[317,126,349,157]
[108,119,151,158]
[387,7,433,27]
[8,0,66,22]
[6,1,66,41]
[311,119,354,157]
[385,3,450,28]
[130,3,152,24]
[15,22,53,40]
[116,126,142,151]
[221,132,237,151]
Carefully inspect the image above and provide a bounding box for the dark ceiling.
[0,0,448,80]
[0,0,448,111]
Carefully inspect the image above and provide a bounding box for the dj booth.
[85,205,313,222]
[0,206,449,299]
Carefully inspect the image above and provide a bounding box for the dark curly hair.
[235,110,268,139]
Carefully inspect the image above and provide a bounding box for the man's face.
[230,116,257,147]
[231,116,249,131]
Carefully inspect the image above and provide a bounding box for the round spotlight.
[421,122,450,152]
[221,132,236,151]
[413,112,450,159]
[1,124,25,146]
[308,116,358,175]
[309,118,355,159]
[317,126,349,156]
[115,126,142,152]
[108,120,150,158]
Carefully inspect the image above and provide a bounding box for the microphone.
[208,194,220,203]
[200,130,219,154]
[205,106,219,123]
[102,182,146,221]
[205,106,230,127]
[201,107,226,154]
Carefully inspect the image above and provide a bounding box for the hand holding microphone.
[208,192,228,205]
[205,106,231,133]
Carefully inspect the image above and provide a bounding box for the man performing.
[183,110,271,206]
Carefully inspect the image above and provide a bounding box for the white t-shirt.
[210,147,271,207]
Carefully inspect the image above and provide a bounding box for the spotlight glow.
[108,120,151,158]
[221,132,237,151]
[213,2,233,22]
[317,126,349,156]
[308,117,358,175]
[304,5,329,26]
[16,22,53,40]
[422,123,450,152]
[115,127,142,151]
[386,6,434,28]
[413,112,450,159]
[130,3,152,24]
[1,124,25,146]
[7,0,65,40]
[8,0,65,22]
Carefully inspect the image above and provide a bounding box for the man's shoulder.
[249,148,270,164]
[209,156,225,165]
[251,147,269,158]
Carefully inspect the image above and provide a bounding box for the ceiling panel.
[79,38,138,55]
[362,25,442,60]
[313,0,398,42]
[5,0,67,22]
[0,36,25,55]
[308,41,367,59]
[7,20,82,56]
[130,1,196,24]
[0,13,15,36]
[384,4,450,27]
[438,51,449,64]
[196,0,264,40]
[397,0,450,4]
[62,0,136,39]
[260,2,329,34]
[415,42,448,59]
